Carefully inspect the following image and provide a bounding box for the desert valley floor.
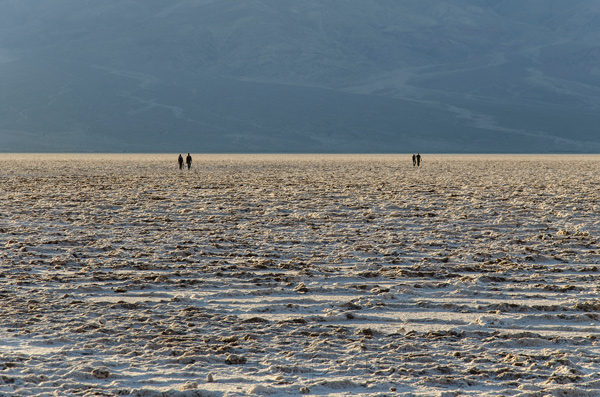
[2,154,600,396]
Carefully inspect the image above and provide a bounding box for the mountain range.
[1,0,600,153]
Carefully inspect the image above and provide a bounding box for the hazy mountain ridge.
[1,0,600,153]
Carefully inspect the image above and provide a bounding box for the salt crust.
[1,154,600,396]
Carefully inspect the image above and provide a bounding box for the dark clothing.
[186,154,192,170]
[178,155,184,170]
[416,154,421,167]
[412,154,416,167]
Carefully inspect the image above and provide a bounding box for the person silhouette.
[416,153,421,167]
[412,154,416,167]
[186,153,192,170]
[178,154,184,170]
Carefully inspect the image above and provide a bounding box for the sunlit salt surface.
[2,153,600,396]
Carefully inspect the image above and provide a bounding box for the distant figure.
[178,154,184,170]
[186,153,192,170]
[412,154,416,167]
[416,153,422,167]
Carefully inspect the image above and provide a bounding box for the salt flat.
[1,154,600,396]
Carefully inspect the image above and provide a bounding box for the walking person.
[186,153,192,170]
[416,153,422,167]
[178,154,184,170]
[412,154,416,167]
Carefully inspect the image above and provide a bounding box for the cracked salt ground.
[2,154,600,396]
